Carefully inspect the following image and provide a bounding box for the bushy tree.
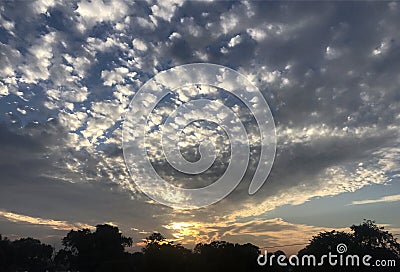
[193,241,263,272]
[0,234,11,271]
[351,219,400,257]
[56,224,132,271]
[141,232,192,272]
[295,220,400,272]
[0,235,53,271]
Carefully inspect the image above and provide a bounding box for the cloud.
[150,0,185,23]
[0,0,400,247]
[132,39,148,52]
[0,210,94,231]
[350,194,400,206]
[75,0,128,31]
[32,0,57,15]
[0,42,19,78]
[19,32,57,84]
[101,67,135,86]
[228,34,242,47]
[163,217,348,254]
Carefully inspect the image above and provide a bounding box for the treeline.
[0,220,399,271]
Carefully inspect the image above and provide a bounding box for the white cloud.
[220,12,239,34]
[179,17,203,38]
[87,36,129,52]
[163,218,348,254]
[101,67,135,86]
[228,34,242,47]
[20,32,56,83]
[65,87,89,102]
[63,54,93,79]
[58,110,88,131]
[325,46,342,60]
[32,0,56,15]
[150,0,184,22]
[132,38,148,51]
[75,0,128,31]
[372,39,390,56]
[113,84,135,105]
[351,194,400,205]
[0,209,94,231]
[136,16,156,30]
[0,16,15,34]
[247,28,266,42]
[0,81,8,96]
[0,42,20,78]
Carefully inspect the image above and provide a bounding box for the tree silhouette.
[0,234,12,271]
[57,224,132,271]
[144,232,166,244]
[0,220,398,271]
[193,241,263,272]
[0,236,53,272]
[295,220,400,272]
[351,219,400,257]
[141,232,192,272]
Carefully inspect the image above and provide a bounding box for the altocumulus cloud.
[0,0,399,249]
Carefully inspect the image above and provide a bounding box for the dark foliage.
[193,241,262,272]
[0,235,53,271]
[141,232,192,272]
[294,220,399,272]
[0,220,398,271]
[56,224,133,271]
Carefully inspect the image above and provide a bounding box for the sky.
[0,0,399,255]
